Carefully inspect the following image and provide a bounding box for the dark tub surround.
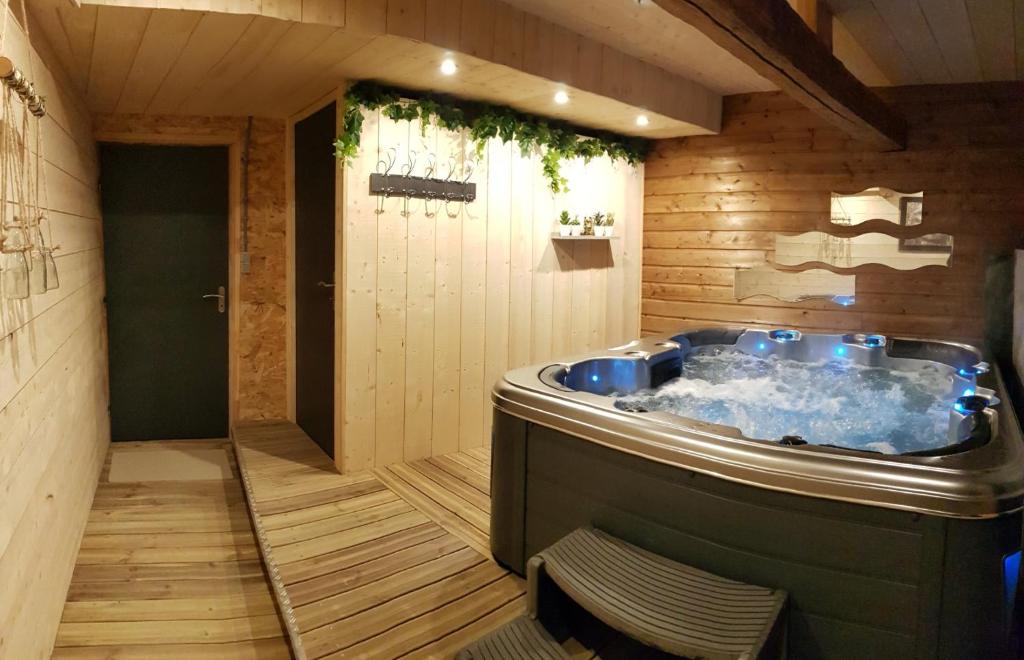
[490,328,1024,659]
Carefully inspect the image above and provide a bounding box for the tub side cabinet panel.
[491,411,1021,659]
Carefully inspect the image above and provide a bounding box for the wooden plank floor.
[52,440,291,659]
[234,421,525,660]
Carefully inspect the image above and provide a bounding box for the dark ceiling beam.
[653,0,907,149]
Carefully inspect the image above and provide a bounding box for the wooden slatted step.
[455,615,569,660]
[529,528,787,660]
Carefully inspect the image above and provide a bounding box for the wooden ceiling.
[27,0,726,137]
[827,0,1024,85]
[497,0,776,94]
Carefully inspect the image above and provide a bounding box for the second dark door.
[294,103,337,458]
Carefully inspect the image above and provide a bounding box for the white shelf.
[551,233,620,240]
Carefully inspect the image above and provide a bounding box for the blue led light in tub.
[757,342,767,351]
[1004,551,1021,615]
[964,387,976,397]
[835,346,847,357]
[768,329,800,342]
[863,335,886,348]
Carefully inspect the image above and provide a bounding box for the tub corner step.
[455,615,569,660]
[532,527,788,659]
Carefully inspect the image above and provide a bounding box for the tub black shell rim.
[491,327,1024,519]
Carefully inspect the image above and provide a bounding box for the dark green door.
[101,144,229,441]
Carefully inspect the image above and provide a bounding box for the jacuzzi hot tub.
[490,328,1024,659]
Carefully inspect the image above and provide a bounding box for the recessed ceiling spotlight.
[440,58,458,75]
[554,90,570,105]
[636,114,650,127]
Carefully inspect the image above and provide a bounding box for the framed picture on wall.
[899,196,951,253]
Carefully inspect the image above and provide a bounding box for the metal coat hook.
[445,197,461,219]
[376,147,397,175]
[462,160,476,184]
[423,153,436,179]
[442,157,457,181]
[401,150,418,177]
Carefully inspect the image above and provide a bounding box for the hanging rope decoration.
[335,81,651,194]
[0,0,57,302]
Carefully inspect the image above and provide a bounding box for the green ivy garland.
[334,80,650,194]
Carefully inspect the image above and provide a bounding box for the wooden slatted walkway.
[233,421,525,660]
[52,440,290,659]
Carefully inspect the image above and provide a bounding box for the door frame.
[94,128,244,427]
[286,87,346,467]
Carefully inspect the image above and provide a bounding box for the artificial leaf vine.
[334,80,650,194]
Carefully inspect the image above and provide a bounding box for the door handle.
[317,281,335,289]
[202,285,226,313]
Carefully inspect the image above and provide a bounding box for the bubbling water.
[614,348,960,454]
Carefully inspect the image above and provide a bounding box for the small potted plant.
[569,215,582,236]
[558,210,572,237]
[603,212,616,237]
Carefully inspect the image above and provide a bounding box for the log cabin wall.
[339,110,644,471]
[0,3,109,656]
[642,84,1024,345]
[92,114,288,421]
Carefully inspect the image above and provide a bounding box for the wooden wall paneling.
[331,86,346,459]
[387,0,426,40]
[508,149,534,368]
[338,113,643,470]
[340,108,379,472]
[914,0,981,84]
[218,22,339,117]
[549,242,573,359]
[0,0,109,654]
[641,88,1023,345]
[566,163,595,352]
[144,13,256,114]
[84,6,151,113]
[825,0,919,84]
[53,1,98,95]
[374,115,410,466]
[403,119,437,462]
[965,0,1016,82]
[868,1,950,84]
[345,0,388,34]
[262,33,374,117]
[459,0,497,62]
[481,140,512,445]
[424,0,462,49]
[1016,0,1024,79]
[302,0,346,26]
[175,17,292,116]
[457,137,489,452]
[623,164,644,340]
[261,0,301,21]
[114,9,202,114]
[430,128,465,457]
[491,1,525,70]
[530,159,555,364]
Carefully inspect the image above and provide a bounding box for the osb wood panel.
[0,0,110,657]
[93,114,288,420]
[341,110,644,472]
[642,83,1024,344]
